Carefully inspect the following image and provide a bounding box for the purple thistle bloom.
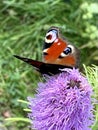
[28,68,94,130]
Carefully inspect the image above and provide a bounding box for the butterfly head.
[43,27,80,67]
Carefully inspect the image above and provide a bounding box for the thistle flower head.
[28,68,94,130]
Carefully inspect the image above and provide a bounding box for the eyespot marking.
[59,45,75,58]
[45,30,57,44]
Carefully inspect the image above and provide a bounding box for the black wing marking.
[14,55,72,75]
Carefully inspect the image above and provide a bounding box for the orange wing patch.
[57,55,76,66]
[44,39,67,63]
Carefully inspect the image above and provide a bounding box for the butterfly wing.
[14,27,80,75]
[14,55,42,72]
[14,55,72,75]
[43,27,80,67]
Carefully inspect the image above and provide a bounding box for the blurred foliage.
[83,65,98,130]
[0,0,98,129]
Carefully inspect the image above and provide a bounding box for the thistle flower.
[28,68,94,130]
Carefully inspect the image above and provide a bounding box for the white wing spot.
[60,52,66,57]
[43,48,49,53]
[55,39,58,43]
[57,42,61,45]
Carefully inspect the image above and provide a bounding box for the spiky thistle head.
[28,68,94,130]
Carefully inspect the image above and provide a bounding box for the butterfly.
[14,27,80,75]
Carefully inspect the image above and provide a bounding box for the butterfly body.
[14,27,80,75]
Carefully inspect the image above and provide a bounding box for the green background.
[0,0,98,130]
